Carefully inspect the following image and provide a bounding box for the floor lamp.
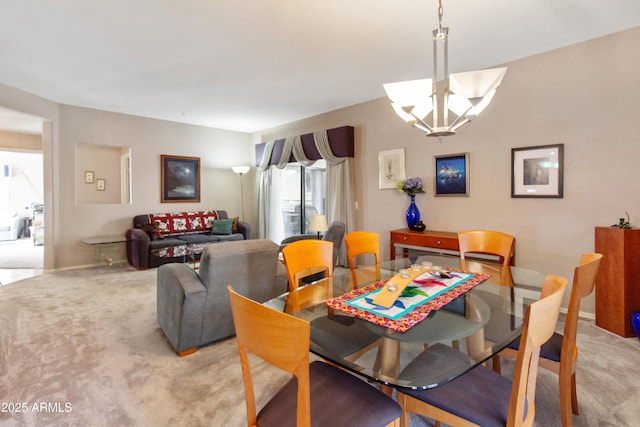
[231,166,250,221]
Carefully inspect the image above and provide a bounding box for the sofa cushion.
[213,234,244,242]
[0,211,18,225]
[175,233,220,244]
[211,219,234,235]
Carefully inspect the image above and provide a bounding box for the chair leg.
[559,369,574,427]
[397,393,411,427]
[492,355,501,374]
[571,372,579,415]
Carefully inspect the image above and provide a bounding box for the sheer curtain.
[256,130,355,265]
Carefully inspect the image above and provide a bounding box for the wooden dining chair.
[345,231,381,289]
[457,230,516,363]
[282,238,382,364]
[281,239,334,313]
[495,253,602,427]
[458,230,515,268]
[397,274,568,427]
[227,286,401,427]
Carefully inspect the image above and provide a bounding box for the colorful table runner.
[325,268,491,332]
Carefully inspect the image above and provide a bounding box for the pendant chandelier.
[383,0,507,138]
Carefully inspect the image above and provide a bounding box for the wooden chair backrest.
[561,253,602,365]
[282,239,334,312]
[345,231,380,288]
[228,286,312,427]
[508,274,567,426]
[458,230,515,267]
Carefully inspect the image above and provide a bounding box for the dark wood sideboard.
[594,226,640,337]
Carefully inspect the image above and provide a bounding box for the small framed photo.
[84,171,94,184]
[96,179,105,191]
[511,144,564,198]
[378,148,406,189]
[434,153,469,197]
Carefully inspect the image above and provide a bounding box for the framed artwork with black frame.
[161,155,201,203]
[434,152,469,197]
[511,144,564,198]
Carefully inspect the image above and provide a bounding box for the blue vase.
[406,195,421,230]
[632,311,640,339]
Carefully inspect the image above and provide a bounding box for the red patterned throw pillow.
[149,214,171,236]
[136,223,163,240]
[201,210,218,230]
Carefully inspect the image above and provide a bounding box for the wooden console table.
[390,229,459,260]
[390,228,515,265]
[594,226,640,337]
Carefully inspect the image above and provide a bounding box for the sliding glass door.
[278,160,326,238]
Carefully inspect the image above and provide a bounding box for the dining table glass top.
[266,252,547,390]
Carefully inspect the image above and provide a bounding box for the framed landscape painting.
[511,144,564,198]
[161,155,201,203]
[434,153,469,196]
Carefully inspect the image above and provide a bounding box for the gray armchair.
[279,220,346,266]
[156,239,288,356]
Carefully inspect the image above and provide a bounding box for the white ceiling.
[1,0,639,134]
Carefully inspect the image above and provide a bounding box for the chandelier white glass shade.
[383,1,507,138]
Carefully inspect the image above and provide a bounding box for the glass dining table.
[265,252,547,391]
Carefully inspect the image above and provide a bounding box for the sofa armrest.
[126,228,150,269]
[237,220,251,240]
[9,216,21,240]
[157,264,207,354]
[279,233,316,251]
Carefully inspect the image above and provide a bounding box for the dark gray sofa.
[156,239,287,356]
[126,210,250,269]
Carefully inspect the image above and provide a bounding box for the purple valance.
[255,126,354,167]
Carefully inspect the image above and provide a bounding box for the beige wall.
[256,27,640,317]
[0,27,638,316]
[75,142,123,205]
[56,105,254,269]
[0,131,42,152]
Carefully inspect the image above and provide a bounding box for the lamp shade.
[232,166,250,174]
[382,0,506,138]
[309,214,328,232]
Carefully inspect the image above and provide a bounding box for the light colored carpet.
[0,266,638,426]
[0,238,43,269]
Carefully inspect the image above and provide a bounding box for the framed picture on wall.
[511,144,564,198]
[434,153,469,196]
[84,171,94,184]
[96,178,105,191]
[161,155,201,203]
[378,148,406,189]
